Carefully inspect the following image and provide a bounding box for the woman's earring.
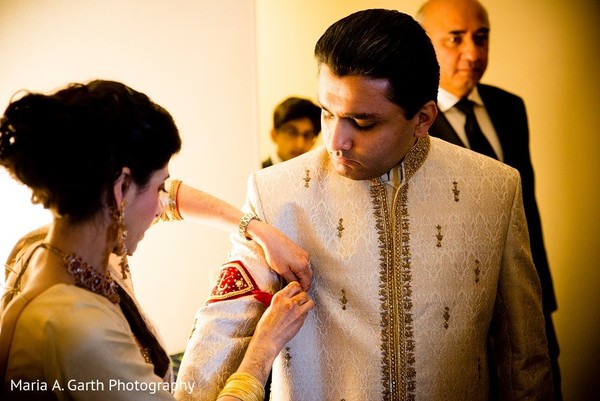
[114,199,130,280]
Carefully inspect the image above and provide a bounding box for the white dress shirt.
[437,87,504,161]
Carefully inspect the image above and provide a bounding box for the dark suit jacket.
[262,158,273,169]
[429,84,556,317]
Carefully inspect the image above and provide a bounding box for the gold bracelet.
[238,212,261,240]
[217,372,265,401]
[159,179,183,222]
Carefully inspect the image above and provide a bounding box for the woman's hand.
[235,281,314,385]
[256,281,314,351]
[247,220,313,291]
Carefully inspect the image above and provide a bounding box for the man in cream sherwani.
[176,9,553,401]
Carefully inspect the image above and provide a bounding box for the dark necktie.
[454,99,497,159]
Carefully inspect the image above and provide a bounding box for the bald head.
[418,0,490,98]
[417,0,488,21]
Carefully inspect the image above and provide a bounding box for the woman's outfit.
[0,241,175,400]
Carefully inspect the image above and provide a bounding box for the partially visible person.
[0,80,313,400]
[262,97,321,168]
[416,1,560,397]
[176,9,553,401]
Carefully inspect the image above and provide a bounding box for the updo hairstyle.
[0,80,182,222]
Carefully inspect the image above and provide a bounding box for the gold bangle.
[217,372,265,401]
[159,179,183,222]
[238,212,261,240]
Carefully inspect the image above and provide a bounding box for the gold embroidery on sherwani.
[340,289,348,310]
[474,259,481,283]
[372,136,430,401]
[337,218,345,238]
[207,261,257,302]
[443,306,451,329]
[452,181,460,202]
[304,169,311,188]
[284,347,292,367]
[436,225,444,247]
[189,318,197,339]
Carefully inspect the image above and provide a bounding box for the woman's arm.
[217,281,314,401]
[172,182,312,291]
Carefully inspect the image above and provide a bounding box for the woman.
[0,80,314,400]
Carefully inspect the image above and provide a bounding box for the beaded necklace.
[41,242,120,303]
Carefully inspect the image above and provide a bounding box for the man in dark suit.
[417,0,561,398]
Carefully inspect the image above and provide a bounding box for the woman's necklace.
[41,242,120,303]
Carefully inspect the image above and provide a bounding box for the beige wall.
[0,0,258,353]
[256,0,600,399]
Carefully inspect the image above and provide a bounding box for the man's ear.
[112,167,132,207]
[270,128,278,142]
[414,100,438,138]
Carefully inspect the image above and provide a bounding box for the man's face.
[318,65,428,181]
[420,0,490,98]
[272,117,317,162]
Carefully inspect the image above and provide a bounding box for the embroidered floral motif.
[207,261,268,304]
[340,289,348,310]
[452,181,460,202]
[304,169,311,188]
[284,347,292,368]
[189,318,197,339]
[140,347,152,364]
[436,225,444,248]
[474,259,481,283]
[443,306,450,329]
[403,135,430,181]
[337,218,345,238]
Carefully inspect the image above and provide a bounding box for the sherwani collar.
[380,135,431,190]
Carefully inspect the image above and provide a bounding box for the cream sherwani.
[176,136,552,401]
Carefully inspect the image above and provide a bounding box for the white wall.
[255,1,600,400]
[0,0,258,353]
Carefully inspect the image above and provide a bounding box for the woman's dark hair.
[314,9,439,119]
[0,80,182,222]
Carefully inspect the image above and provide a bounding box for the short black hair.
[273,97,321,135]
[314,9,439,119]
